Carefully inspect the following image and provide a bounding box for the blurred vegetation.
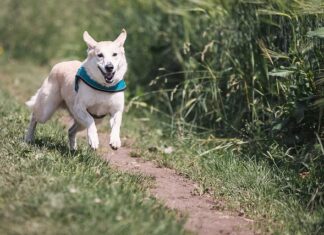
[0,0,323,222]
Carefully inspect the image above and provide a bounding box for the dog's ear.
[83,31,97,49]
[114,29,127,47]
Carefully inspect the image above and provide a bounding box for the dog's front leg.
[109,111,123,150]
[73,104,99,150]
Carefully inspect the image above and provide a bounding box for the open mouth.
[98,66,115,83]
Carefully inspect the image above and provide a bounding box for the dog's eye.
[112,53,117,57]
[97,53,104,58]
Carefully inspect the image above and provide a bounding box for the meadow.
[0,0,323,234]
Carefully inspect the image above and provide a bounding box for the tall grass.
[133,0,324,208]
[0,0,323,208]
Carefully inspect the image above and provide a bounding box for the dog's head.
[83,30,127,86]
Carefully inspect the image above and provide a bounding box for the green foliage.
[0,0,323,229]
[144,0,324,138]
[130,0,324,209]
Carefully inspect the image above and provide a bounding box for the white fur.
[25,30,128,150]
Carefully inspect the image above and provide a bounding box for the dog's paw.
[88,129,99,150]
[88,135,99,149]
[69,142,77,151]
[109,135,121,150]
[24,135,34,144]
[69,136,77,151]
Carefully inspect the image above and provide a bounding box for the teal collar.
[75,66,126,93]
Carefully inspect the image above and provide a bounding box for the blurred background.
[0,0,324,212]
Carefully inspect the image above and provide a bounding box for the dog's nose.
[105,64,114,72]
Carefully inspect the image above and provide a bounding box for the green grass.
[124,112,324,235]
[0,62,187,235]
[0,59,323,234]
[1,1,323,234]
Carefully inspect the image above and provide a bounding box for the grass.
[0,58,323,235]
[0,58,322,234]
[0,61,187,235]
[125,111,324,235]
[1,1,323,234]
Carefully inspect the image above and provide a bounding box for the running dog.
[25,30,127,150]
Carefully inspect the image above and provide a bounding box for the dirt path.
[60,116,254,235]
[103,146,254,235]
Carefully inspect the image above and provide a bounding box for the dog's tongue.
[104,72,114,83]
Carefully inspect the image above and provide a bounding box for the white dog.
[25,30,127,150]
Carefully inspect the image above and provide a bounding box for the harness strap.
[75,66,126,93]
[87,110,107,119]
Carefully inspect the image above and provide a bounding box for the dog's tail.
[25,88,40,110]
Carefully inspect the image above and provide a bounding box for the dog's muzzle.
[98,66,115,83]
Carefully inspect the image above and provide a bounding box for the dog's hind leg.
[25,76,62,143]
[31,77,63,124]
[68,121,85,150]
[24,113,37,143]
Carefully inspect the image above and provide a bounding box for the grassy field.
[0,0,323,234]
[0,59,323,234]
[0,61,187,235]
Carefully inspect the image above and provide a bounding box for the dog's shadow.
[33,136,82,157]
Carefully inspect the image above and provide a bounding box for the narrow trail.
[103,146,254,235]
[61,117,254,235]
